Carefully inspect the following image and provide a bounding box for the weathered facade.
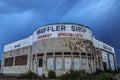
[1,23,117,76]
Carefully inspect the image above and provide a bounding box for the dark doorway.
[103,62,107,71]
[39,59,43,67]
[38,58,43,76]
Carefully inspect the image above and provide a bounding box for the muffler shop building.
[1,23,117,76]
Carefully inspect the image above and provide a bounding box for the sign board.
[34,24,92,41]
[103,44,112,52]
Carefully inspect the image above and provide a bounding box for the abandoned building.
[1,23,117,76]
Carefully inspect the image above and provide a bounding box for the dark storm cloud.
[0,0,41,14]
[0,0,78,14]
[0,0,120,67]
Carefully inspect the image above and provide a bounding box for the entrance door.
[103,62,107,71]
[38,59,43,76]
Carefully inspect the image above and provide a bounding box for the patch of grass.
[48,70,56,79]
[17,71,39,79]
[60,70,119,80]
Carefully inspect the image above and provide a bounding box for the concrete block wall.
[2,46,31,74]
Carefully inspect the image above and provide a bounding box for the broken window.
[73,57,80,70]
[15,55,27,66]
[4,57,13,66]
[55,57,62,70]
[64,57,72,71]
[47,57,54,70]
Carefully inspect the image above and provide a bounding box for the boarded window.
[15,55,27,66]
[73,57,80,70]
[64,57,72,71]
[4,57,13,66]
[55,57,62,70]
[47,57,54,70]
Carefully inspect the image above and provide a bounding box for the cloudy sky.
[0,0,120,67]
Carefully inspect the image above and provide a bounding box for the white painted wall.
[109,54,115,70]
[4,35,33,52]
[93,38,115,54]
[102,51,115,70]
